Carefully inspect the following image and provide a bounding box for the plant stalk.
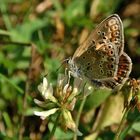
[114,108,129,140]
[73,96,87,140]
[48,111,61,140]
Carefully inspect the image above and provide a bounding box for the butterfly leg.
[65,67,68,75]
[64,67,70,85]
[83,82,88,96]
[67,70,73,85]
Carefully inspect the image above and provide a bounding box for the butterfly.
[67,14,132,89]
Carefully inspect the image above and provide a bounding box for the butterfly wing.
[71,14,123,80]
[69,14,131,89]
[72,14,124,59]
[101,52,132,89]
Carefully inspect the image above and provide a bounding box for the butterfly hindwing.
[101,52,132,89]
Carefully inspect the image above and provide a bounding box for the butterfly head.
[67,58,81,78]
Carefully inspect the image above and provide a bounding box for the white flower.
[34,74,84,135]
[37,77,58,103]
[38,77,53,99]
[34,108,59,120]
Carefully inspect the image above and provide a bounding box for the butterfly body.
[68,14,132,89]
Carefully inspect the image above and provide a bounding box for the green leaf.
[0,73,24,94]
[84,88,111,110]
[48,122,74,139]
[3,112,13,129]
[132,122,140,132]
[9,18,47,42]
[64,0,86,26]
[0,0,22,4]
[0,98,6,110]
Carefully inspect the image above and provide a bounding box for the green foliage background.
[0,0,140,140]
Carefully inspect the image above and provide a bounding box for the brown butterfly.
[67,14,132,89]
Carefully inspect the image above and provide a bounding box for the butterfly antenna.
[56,58,70,72]
[43,58,70,78]
[44,73,48,78]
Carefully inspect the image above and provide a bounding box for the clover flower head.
[34,74,84,135]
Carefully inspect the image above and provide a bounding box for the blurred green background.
[0,0,140,140]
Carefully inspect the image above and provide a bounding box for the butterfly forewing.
[73,14,124,59]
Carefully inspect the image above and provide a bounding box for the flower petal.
[38,77,54,99]
[43,77,48,88]
[68,98,76,111]
[63,84,70,94]
[38,83,43,93]
[34,99,45,105]
[34,108,59,120]
[34,99,48,108]
[47,95,59,104]
[44,83,53,99]
[62,110,82,136]
[57,74,68,87]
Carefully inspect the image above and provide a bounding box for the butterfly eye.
[83,56,85,59]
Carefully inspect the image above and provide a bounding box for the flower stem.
[49,111,61,140]
[73,96,87,140]
[114,107,129,140]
